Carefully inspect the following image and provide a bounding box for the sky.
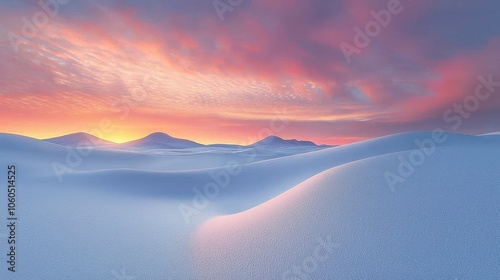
[0,0,499,145]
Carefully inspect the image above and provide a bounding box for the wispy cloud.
[1,0,499,144]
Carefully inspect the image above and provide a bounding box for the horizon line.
[1,130,499,147]
[0,131,337,147]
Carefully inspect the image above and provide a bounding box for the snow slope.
[0,131,498,279]
[195,145,500,279]
[480,131,500,136]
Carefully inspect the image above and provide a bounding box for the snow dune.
[195,145,500,279]
[60,131,500,215]
[0,131,498,279]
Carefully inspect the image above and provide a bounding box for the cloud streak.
[0,0,499,144]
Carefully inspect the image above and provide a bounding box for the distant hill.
[251,135,325,148]
[208,136,331,149]
[43,132,114,147]
[120,132,203,149]
[43,132,332,150]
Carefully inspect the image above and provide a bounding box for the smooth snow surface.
[0,131,498,279]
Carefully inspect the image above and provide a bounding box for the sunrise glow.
[1,0,499,145]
